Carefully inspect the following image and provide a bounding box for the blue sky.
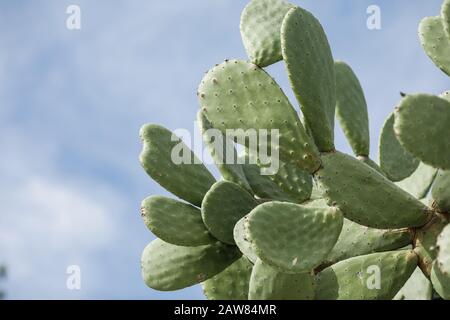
[0,0,448,299]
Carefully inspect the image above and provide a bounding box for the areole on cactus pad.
[139,0,450,300]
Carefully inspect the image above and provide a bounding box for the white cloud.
[0,125,124,298]
[1,177,116,250]
[0,174,123,299]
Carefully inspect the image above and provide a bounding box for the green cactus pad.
[431,261,450,299]
[202,181,258,245]
[242,162,298,203]
[324,219,412,266]
[240,0,295,67]
[379,113,419,182]
[396,162,438,199]
[198,60,320,173]
[315,250,418,300]
[335,61,370,157]
[248,259,315,300]
[394,267,432,300]
[243,150,313,203]
[270,160,312,201]
[197,110,251,192]
[141,196,215,246]
[432,170,450,212]
[234,217,258,264]
[431,226,450,298]
[395,94,450,170]
[430,225,450,299]
[139,124,215,206]
[419,16,450,76]
[436,224,450,275]
[315,151,431,229]
[443,0,450,38]
[141,239,240,291]
[357,156,384,175]
[202,257,253,300]
[247,202,343,273]
[281,7,336,152]
[414,215,447,277]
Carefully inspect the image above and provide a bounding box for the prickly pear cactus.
[139,0,450,300]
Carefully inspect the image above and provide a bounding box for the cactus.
[139,0,450,300]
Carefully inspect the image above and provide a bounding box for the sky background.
[0,0,449,299]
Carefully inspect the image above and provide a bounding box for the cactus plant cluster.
[139,0,450,300]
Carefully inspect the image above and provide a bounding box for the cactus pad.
[436,224,450,275]
[233,217,258,264]
[246,202,343,273]
[141,239,240,291]
[432,170,450,212]
[379,113,419,182]
[202,181,258,245]
[243,150,313,203]
[443,0,450,38]
[240,0,294,67]
[198,60,320,173]
[431,261,450,299]
[139,124,215,206]
[324,219,412,266]
[248,259,315,300]
[281,7,336,151]
[268,160,313,202]
[395,94,450,170]
[197,110,251,191]
[394,267,432,300]
[419,16,450,76]
[202,257,253,300]
[396,162,438,199]
[335,61,370,157]
[242,162,300,203]
[431,225,450,299]
[141,196,215,246]
[315,151,431,229]
[315,250,418,300]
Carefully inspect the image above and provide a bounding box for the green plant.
[139,0,450,300]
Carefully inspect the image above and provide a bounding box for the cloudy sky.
[0,0,448,299]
